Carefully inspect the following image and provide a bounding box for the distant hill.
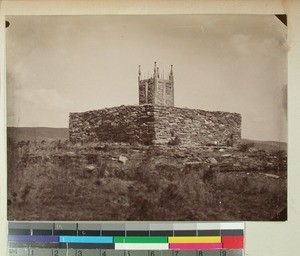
[7,127,287,151]
[241,138,287,151]
[7,127,69,142]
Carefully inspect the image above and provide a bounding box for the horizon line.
[7,126,287,144]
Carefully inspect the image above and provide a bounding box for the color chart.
[8,222,244,256]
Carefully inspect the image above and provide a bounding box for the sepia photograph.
[6,14,287,221]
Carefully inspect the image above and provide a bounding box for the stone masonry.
[69,105,156,145]
[139,62,174,106]
[69,63,242,146]
[69,105,241,146]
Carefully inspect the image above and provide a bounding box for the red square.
[222,236,244,249]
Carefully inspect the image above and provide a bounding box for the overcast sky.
[6,15,287,142]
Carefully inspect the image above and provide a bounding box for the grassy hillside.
[7,140,287,221]
[241,138,287,151]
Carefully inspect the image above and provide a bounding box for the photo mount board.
[0,1,299,256]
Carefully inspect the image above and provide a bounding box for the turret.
[153,62,157,76]
[138,62,174,106]
[138,65,141,81]
[169,64,173,79]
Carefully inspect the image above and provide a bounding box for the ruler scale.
[8,222,244,256]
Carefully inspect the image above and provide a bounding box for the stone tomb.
[69,105,241,146]
[69,63,241,146]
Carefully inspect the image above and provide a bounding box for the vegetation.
[239,142,255,152]
[7,139,287,221]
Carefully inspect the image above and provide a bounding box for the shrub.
[226,138,233,147]
[203,168,215,183]
[239,142,255,152]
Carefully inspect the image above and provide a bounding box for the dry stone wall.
[69,105,241,146]
[153,106,241,146]
[69,105,156,145]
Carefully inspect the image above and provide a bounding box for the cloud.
[14,88,73,112]
[6,15,287,141]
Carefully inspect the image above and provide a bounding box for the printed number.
[150,251,155,256]
[174,251,179,256]
[77,251,83,256]
[198,251,203,256]
[54,250,59,256]
[221,251,227,256]
[126,251,131,256]
[30,249,34,255]
[102,251,106,256]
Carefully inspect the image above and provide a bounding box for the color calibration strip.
[8,222,244,256]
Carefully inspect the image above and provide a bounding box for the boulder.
[208,157,218,164]
[85,164,97,173]
[222,154,232,158]
[118,155,129,164]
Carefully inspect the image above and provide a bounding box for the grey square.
[30,248,52,256]
[101,250,124,256]
[173,251,197,256]
[124,250,148,256]
[16,248,29,256]
[8,248,18,256]
[200,250,220,256]
[125,223,149,231]
[9,242,29,248]
[221,250,243,256]
[76,249,101,256]
[52,249,76,256]
[54,223,77,230]
[149,250,162,256]
[101,224,126,231]
[78,223,101,231]
[161,251,173,256]
[9,222,31,229]
[30,223,53,230]
[149,224,173,231]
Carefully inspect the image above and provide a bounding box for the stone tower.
[138,62,174,106]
